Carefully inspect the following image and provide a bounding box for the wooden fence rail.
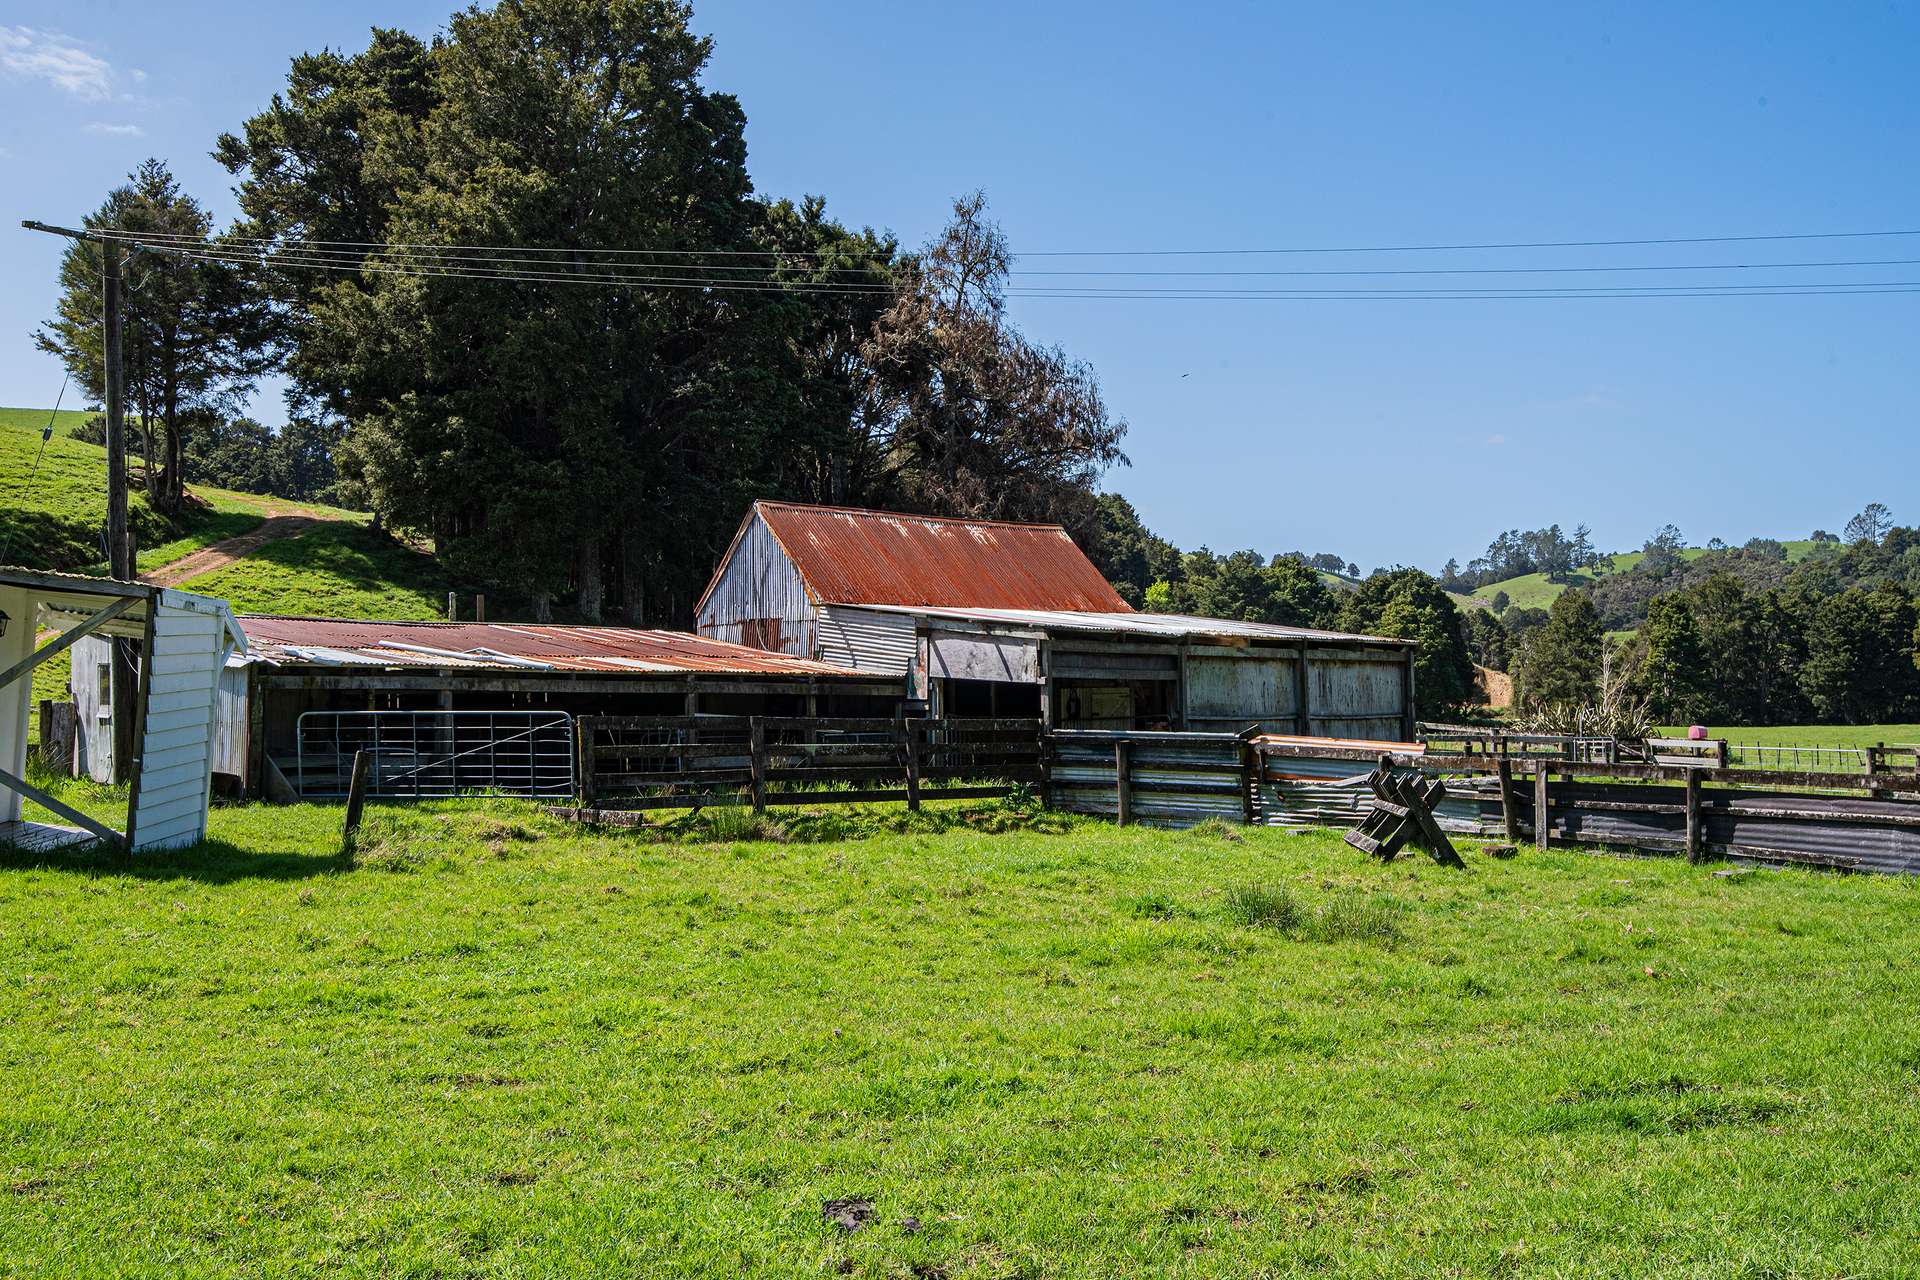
[569,715,1043,815]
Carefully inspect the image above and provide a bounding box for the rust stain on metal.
[237,616,867,676]
[748,501,1133,613]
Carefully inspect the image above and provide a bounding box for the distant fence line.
[540,713,1920,875]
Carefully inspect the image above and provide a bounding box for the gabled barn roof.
[704,501,1133,614]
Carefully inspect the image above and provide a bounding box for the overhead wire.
[91,224,1920,260]
[112,231,1920,301]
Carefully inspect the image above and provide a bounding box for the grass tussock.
[1216,881,1403,945]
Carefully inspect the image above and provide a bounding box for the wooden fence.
[567,715,1043,815]
[552,713,1920,874]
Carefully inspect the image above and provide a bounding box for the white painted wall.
[0,585,33,822]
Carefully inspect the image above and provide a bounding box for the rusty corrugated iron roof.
[731,501,1133,613]
[236,615,875,677]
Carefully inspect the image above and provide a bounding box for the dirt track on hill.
[142,514,332,588]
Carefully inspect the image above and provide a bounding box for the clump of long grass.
[1301,892,1404,945]
[1222,883,1302,930]
[700,805,790,843]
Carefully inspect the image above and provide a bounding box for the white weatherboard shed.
[0,568,244,852]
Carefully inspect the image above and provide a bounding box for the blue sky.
[2,1,1915,572]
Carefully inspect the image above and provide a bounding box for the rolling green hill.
[1453,541,1825,615]
[0,405,97,439]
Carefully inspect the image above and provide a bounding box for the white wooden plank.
[136,778,207,810]
[144,705,216,735]
[147,688,213,716]
[140,741,209,775]
[143,724,212,754]
[148,652,218,677]
[137,759,211,794]
[149,670,217,697]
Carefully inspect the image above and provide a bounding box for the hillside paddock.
[2,786,1917,1278]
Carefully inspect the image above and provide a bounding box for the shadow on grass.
[0,835,349,884]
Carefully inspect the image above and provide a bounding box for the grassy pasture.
[3,792,1919,1277]
[1661,723,1920,750]
[186,520,457,620]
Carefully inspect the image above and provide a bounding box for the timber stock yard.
[1,2,1918,1276]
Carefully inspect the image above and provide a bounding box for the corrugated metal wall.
[1049,730,1248,827]
[816,605,918,676]
[695,515,816,658]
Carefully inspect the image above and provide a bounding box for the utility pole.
[23,220,138,780]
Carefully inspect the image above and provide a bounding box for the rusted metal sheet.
[734,501,1134,612]
[237,616,866,677]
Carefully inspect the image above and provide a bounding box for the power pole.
[23,219,138,781]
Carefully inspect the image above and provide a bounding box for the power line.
[93,230,1920,279]
[92,224,1920,261]
[149,243,1920,299]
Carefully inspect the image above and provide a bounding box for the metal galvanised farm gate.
[294,711,575,799]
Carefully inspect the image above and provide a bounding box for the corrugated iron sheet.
[856,603,1414,647]
[237,616,872,677]
[1049,730,1249,828]
[816,605,919,675]
[749,502,1134,612]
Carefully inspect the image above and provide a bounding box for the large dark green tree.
[1514,591,1603,711]
[1800,585,1920,723]
[858,191,1127,541]
[1336,569,1475,712]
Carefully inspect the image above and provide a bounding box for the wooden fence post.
[1239,741,1258,825]
[1533,766,1550,850]
[749,717,767,815]
[575,718,597,808]
[1496,758,1520,843]
[1684,768,1703,863]
[903,720,922,811]
[1115,740,1132,827]
[341,750,372,854]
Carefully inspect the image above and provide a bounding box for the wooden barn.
[696,501,1419,737]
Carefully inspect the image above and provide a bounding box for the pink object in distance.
[1687,724,1708,740]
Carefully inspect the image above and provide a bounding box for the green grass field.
[4,793,1919,1277]
[1661,723,1920,749]
[187,520,457,619]
[0,404,97,440]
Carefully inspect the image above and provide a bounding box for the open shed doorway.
[938,678,1042,719]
